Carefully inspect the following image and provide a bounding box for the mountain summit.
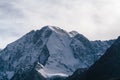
[0,26,114,80]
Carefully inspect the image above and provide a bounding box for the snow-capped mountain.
[0,26,115,80]
[69,36,120,80]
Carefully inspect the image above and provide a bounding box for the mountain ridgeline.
[66,36,120,80]
[0,26,115,80]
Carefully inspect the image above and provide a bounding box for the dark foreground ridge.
[67,36,120,80]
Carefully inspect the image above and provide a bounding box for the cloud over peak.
[0,0,120,48]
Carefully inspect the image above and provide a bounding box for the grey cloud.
[0,0,24,19]
[0,0,120,48]
[0,27,21,37]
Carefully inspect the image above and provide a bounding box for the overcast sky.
[0,0,120,48]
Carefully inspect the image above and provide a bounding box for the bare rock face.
[68,36,120,80]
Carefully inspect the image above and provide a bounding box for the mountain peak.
[40,25,68,36]
[0,26,115,80]
[40,25,53,30]
[69,31,79,37]
[41,25,63,31]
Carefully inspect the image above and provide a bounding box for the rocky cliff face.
[67,36,120,80]
[0,26,115,80]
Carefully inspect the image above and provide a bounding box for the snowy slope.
[0,26,52,80]
[44,27,80,75]
[91,40,115,59]
[72,36,120,80]
[35,62,68,80]
[0,26,115,80]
